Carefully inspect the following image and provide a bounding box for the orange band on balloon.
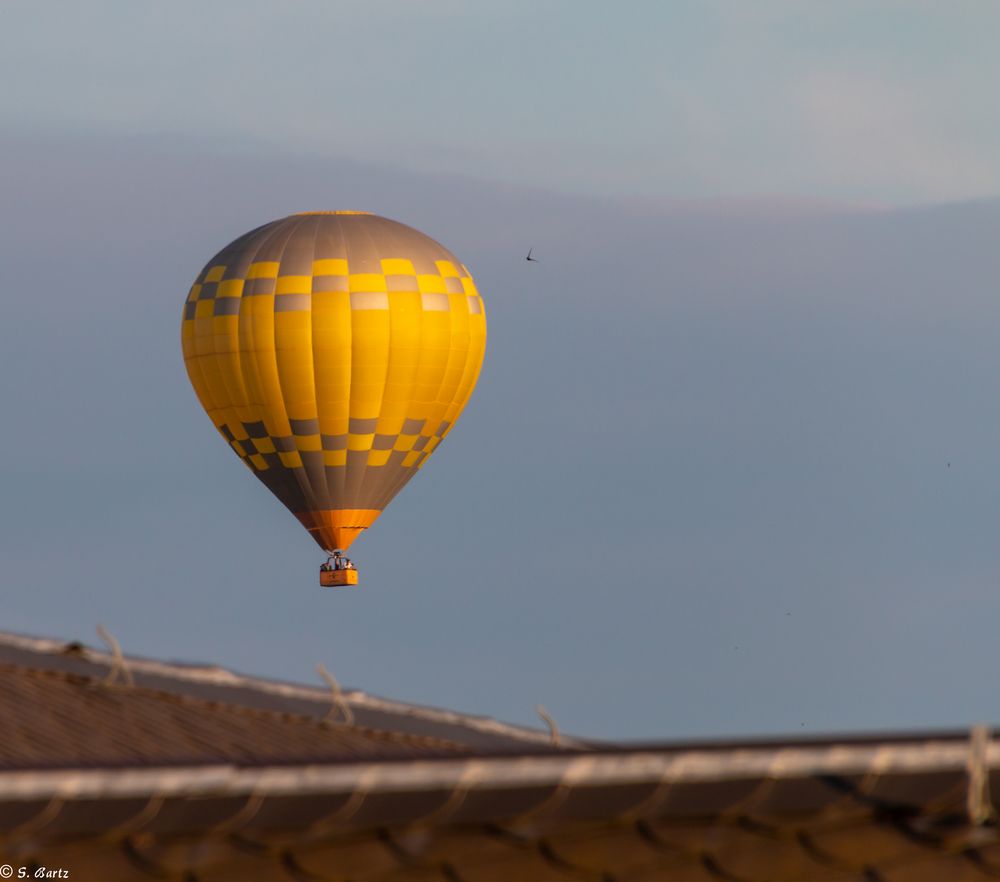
[295,509,382,552]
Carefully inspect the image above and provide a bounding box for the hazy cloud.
[2,3,999,203]
[793,71,1000,201]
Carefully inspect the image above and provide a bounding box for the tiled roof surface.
[4,741,1000,881]
[0,631,564,750]
[0,663,467,768]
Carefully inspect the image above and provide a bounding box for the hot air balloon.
[181,212,487,587]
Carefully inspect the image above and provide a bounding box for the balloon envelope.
[181,212,487,552]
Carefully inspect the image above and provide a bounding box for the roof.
[3,729,1000,880]
[1,630,999,881]
[0,663,468,769]
[0,631,569,751]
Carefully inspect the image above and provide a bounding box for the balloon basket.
[320,568,359,588]
[319,552,359,588]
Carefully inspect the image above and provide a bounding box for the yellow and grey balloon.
[181,212,487,553]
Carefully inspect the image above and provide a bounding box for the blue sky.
[3,4,1000,741]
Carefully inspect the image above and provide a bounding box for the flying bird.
[526,248,539,262]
